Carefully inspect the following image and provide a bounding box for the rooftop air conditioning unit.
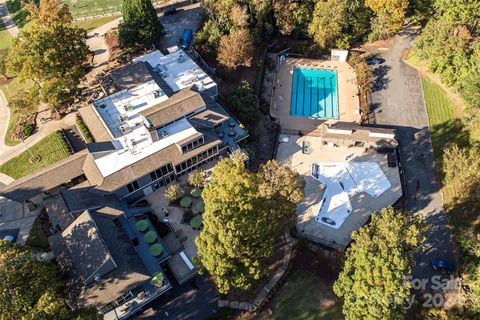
[119,123,131,134]
[123,103,133,112]
[153,89,163,99]
[118,114,128,122]
[161,131,168,137]
[177,53,187,63]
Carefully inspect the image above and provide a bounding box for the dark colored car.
[432,259,455,272]
[366,57,385,65]
[163,7,177,15]
[321,217,336,226]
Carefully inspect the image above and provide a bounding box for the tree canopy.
[119,0,164,47]
[217,29,255,69]
[0,241,101,320]
[8,0,89,108]
[333,207,426,320]
[365,0,409,40]
[196,157,304,293]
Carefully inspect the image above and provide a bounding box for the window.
[161,166,168,176]
[176,164,181,172]
[181,162,187,170]
[187,159,192,167]
[182,145,187,153]
[126,180,140,193]
[193,139,198,148]
[112,217,122,228]
[167,163,173,172]
[192,156,197,165]
[199,136,204,145]
[150,172,157,181]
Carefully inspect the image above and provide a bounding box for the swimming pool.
[290,67,339,119]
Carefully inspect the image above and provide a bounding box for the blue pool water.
[290,67,339,119]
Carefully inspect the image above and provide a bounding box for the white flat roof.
[133,50,217,94]
[92,80,199,177]
[312,162,391,229]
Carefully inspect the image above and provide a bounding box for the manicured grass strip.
[25,214,50,251]
[421,76,468,171]
[0,21,12,50]
[64,0,121,18]
[262,271,342,320]
[72,14,120,32]
[0,131,73,179]
[75,115,94,143]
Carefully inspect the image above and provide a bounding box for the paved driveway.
[158,3,203,50]
[369,30,454,284]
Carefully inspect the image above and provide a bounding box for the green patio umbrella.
[144,230,157,244]
[149,243,164,257]
[195,200,205,213]
[190,215,203,229]
[191,188,202,198]
[180,196,192,208]
[135,219,148,232]
[150,272,165,287]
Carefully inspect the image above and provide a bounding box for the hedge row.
[75,115,95,144]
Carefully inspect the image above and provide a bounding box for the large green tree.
[308,0,347,49]
[119,0,163,47]
[8,0,89,108]
[333,207,426,320]
[196,157,304,293]
[228,80,259,125]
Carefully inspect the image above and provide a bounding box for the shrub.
[164,184,183,203]
[76,115,95,143]
[21,123,34,138]
[188,170,205,188]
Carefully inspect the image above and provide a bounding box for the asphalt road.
[369,30,455,285]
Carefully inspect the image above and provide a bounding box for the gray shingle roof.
[140,88,206,128]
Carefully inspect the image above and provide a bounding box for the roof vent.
[94,275,101,282]
[153,89,163,99]
[118,114,128,122]
[178,53,188,63]
[123,103,133,112]
[161,130,169,138]
[119,123,131,134]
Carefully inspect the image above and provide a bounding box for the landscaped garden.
[0,131,73,179]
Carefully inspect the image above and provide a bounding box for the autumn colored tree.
[188,170,205,188]
[217,29,254,69]
[308,0,347,49]
[333,207,426,320]
[8,0,89,108]
[365,0,409,40]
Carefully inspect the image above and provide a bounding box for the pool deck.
[271,57,361,133]
[276,134,402,249]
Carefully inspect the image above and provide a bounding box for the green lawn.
[0,131,73,179]
[72,14,120,32]
[25,214,50,251]
[64,0,121,18]
[421,76,468,170]
[0,21,12,50]
[260,271,343,320]
[0,78,34,146]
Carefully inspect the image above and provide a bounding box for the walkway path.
[0,0,19,36]
[0,112,77,165]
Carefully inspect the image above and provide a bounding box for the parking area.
[159,2,204,50]
[276,134,402,249]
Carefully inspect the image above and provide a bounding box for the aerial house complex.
[0,48,248,319]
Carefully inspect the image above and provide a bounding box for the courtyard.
[271,56,361,133]
[276,134,402,249]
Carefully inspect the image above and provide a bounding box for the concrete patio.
[276,134,402,249]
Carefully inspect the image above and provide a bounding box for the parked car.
[2,235,15,243]
[366,57,385,65]
[432,259,455,272]
[180,29,193,50]
[163,7,177,15]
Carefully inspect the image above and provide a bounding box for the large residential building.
[0,48,248,319]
